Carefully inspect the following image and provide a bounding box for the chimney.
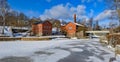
[74,14,76,23]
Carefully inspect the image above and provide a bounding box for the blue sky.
[7,0,118,27]
[8,0,105,17]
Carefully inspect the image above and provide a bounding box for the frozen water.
[32,49,70,62]
[70,48,83,52]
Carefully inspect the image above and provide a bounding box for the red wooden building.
[32,21,52,36]
[61,22,76,37]
[60,14,84,38]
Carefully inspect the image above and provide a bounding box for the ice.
[115,55,120,62]
[87,56,103,62]
[70,48,84,52]
[60,45,75,48]
[85,41,115,62]
[74,45,85,47]
[0,40,70,59]
[0,39,120,62]
[32,49,70,62]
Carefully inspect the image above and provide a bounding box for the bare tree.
[106,0,120,32]
[105,0,116,10]
[0,0,10,34]
[115,0,120,28]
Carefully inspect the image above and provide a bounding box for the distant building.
[60,25,66,35]
[52,20,61,35]
[52,27,61,35]
[61,22,76,37]
[32,21,52,36]
[0,26,13,37]
[60,14,85,38]
[61,22,84,38]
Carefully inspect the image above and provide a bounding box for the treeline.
[0,0,34,27]
[0,11,28,27]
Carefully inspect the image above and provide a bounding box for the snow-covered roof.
[61,22,84,27]
[61,24,66,26]
[74,23,84,27]
[86,31,110,33]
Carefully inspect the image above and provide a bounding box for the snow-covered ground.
[0,39,120,62]
[0,40,72,58]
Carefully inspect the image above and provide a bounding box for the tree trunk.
[118,17,120,32]
[2,16,5,35]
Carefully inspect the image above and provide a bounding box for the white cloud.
[81,0,102,3]
[40,3,88,21]
[40,4,70,20]
[89,9,94,17]
[77,5,86,15]
[94,10,116,21]
[24,10,40,18]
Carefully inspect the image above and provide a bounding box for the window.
[69,27,72,30]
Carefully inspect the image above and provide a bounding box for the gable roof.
[67,22,75,25]
[43,20,52,25]
[74,23,84,27]
[34,21,43,25]
[33,20,52,25]
[62,22,84,27]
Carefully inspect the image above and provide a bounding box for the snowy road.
[0,39,120,62]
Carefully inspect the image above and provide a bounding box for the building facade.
[61,22,76,37]
[32,21,52,36]
[42,21,52,36]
